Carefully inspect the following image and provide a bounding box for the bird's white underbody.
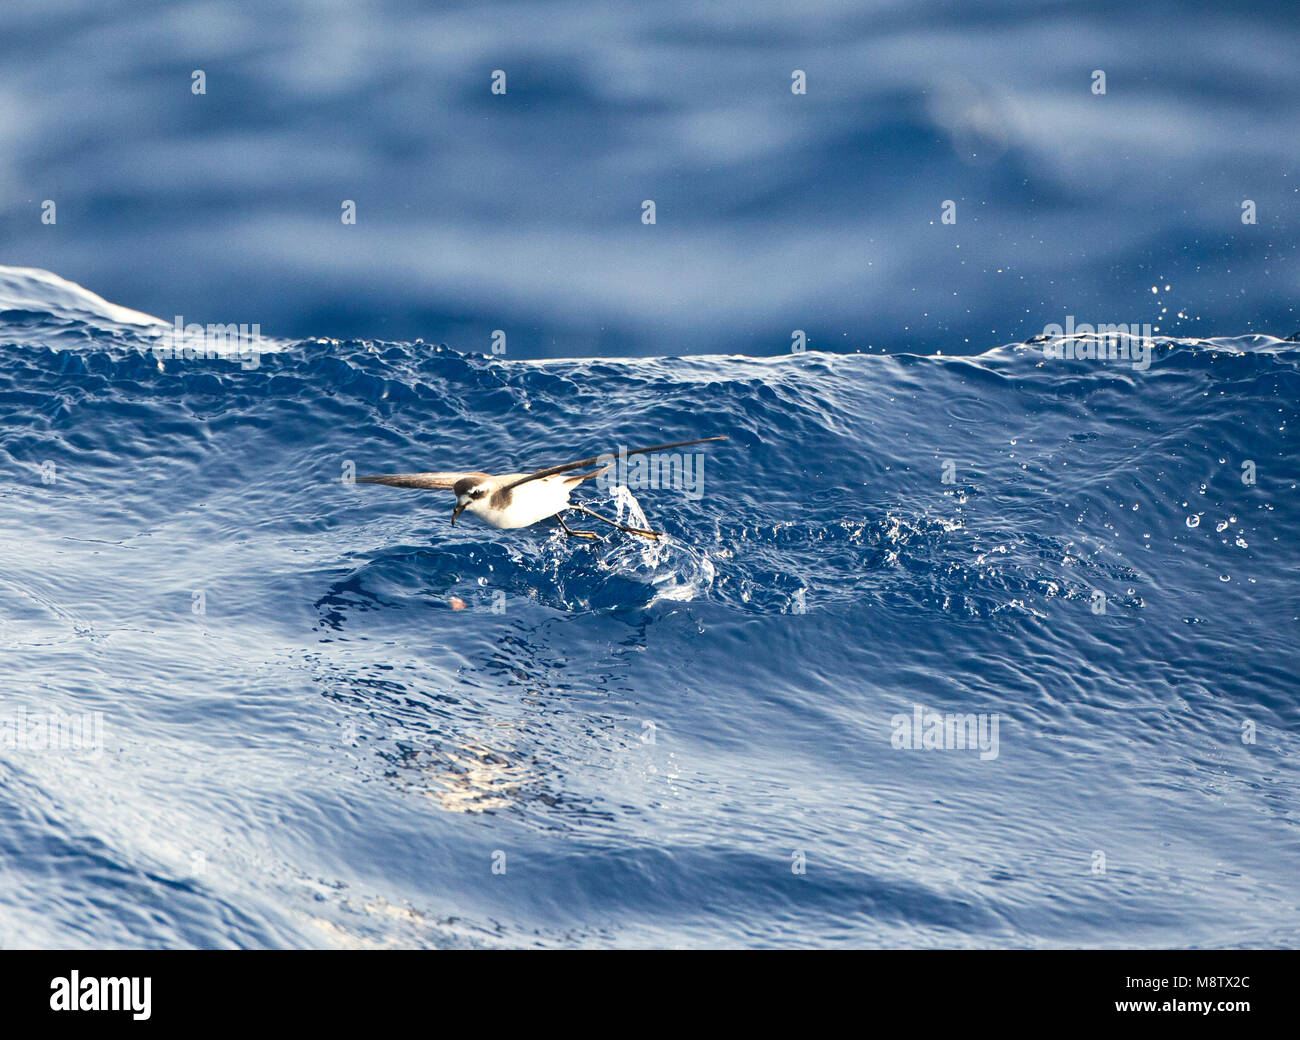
[460,473,579,529]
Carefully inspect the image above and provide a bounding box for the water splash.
[604,483,715,604]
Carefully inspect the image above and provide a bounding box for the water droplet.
[1185,515,1200,528]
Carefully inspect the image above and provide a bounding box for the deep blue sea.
[1,269,1296,948]
[1,1,1299,948]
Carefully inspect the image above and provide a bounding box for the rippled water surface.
[1,267,1297,947]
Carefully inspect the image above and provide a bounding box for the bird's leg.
[570,505,662,540]
[556,513,603,541]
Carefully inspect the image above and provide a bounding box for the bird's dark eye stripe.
[471,488,487,499]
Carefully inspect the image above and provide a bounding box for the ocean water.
[1,0,1298,358]
[2,0,1299,949]
[1,266,1297,948]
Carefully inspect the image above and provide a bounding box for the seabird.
[356,437,725,540]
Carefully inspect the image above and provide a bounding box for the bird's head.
[451,477,489,526]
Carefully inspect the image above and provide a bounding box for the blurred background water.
[0,1,1298,949]
[0,0,1297,357]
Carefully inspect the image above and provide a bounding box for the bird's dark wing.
[497,437,727,494]
[355,471,486,490]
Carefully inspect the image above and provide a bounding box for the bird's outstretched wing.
[498,437,727,494]
[355,472,485,490]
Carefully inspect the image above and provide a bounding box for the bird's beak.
[451,502,466,526]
